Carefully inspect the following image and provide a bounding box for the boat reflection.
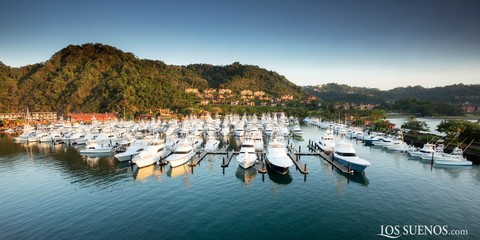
[433,164,473,179]
[235,166,257,184]
[134,164,156,181]
[335,169,369,186]
[267,170,292,185]
[167,164,193,178]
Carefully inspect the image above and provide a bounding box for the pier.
[287,151,309,174]
[307,140,353,174]
[256,153,267,173]
[221,150,236,167]
[190,151,209,166]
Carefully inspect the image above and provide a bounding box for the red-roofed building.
[68,113,118,122]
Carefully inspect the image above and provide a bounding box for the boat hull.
[167,152,195,168]
[266,159,289,175]
[333,156,369,172]
[135,157,157,168]
[236,153,257,169]
[115,152,141,162]
[434,160,472,166]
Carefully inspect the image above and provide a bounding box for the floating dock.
[190,151,209,166]
[256,153,267,173]
[306,140,353,174]
[221,151,236,167]
[287,151,309,174]
[318,151,353,174]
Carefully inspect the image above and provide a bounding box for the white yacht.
[291,125,303,137]
[166,138,196,168]
[316,129,335,152]
[251,131,264,152]
[333,141,370,172]
[234,124,245,137]
[204,135,220,153]
[266,136,292,175]
[384,137,409,152]
[132,139,168,168]
[434,147,472,166]
[79,142,114,156]
[236,137,257,169]
[114,140,149,162]
[408,143,435,158]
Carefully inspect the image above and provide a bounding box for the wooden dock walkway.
[318,151,353,174]
[256,153,267,173]
[221,151,236,167]
[287,152,309,174]
[190,151,209,166]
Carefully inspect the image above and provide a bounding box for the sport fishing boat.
[333,141,370,172]
[266,136,293,175]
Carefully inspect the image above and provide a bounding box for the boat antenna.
[463,139,475,152]
[457,138,468,147]
[444,138,457,149]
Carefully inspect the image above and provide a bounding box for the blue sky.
[1,0,479,90]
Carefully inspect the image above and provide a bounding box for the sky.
[1,0,479,90]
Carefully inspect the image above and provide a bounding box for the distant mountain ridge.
[304,83,480,105]
[0,43,477,116]
[0,43,306,114]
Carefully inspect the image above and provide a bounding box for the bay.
[0,125,478,240]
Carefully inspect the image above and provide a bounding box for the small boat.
[291,125,303,137]
[236,137,257,169]
[4,128,15,134]
[316,129,335,152]
[132,139,168,168]
[384,137,409,152]
[266,137,292,175]
[363,132,384,146]
[114,140,149,162]
[251,131,264,152]
[434,147,472,166]
[13,131,38,142]
[166,138,196,168]
[234,124,245,137]
[333,142,370,172]
[63,131,86,145]
[408,143,435,159]
[420,144,445,161]
[79,142,114,156]
[204,135,220,153]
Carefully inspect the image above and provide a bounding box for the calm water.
[1,126,479,240]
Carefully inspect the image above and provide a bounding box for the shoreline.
[386,114,480,121]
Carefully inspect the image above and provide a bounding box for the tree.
[401,116,429,133]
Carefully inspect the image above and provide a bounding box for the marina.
[0,118,479,240]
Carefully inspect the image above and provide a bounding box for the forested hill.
[186,63,304,99]
[305,83,480,105]
[0,43,307,114]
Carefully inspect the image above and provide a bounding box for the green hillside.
[0,43,307,114]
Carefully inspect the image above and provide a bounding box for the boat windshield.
[175,151,191,154]
[335,152,356,157]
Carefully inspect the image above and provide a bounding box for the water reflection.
[235,166,257,184]
[267,170,292,185]
[134,165,156,181]
[433,164,473,179]
[167,164,192,178]
[335,169,369,186]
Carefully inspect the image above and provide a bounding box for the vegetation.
[437,120,480,142]
[305,83,480,116]
[1,43,478,118]
[0,43,307,116]
[401,116,429,133]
